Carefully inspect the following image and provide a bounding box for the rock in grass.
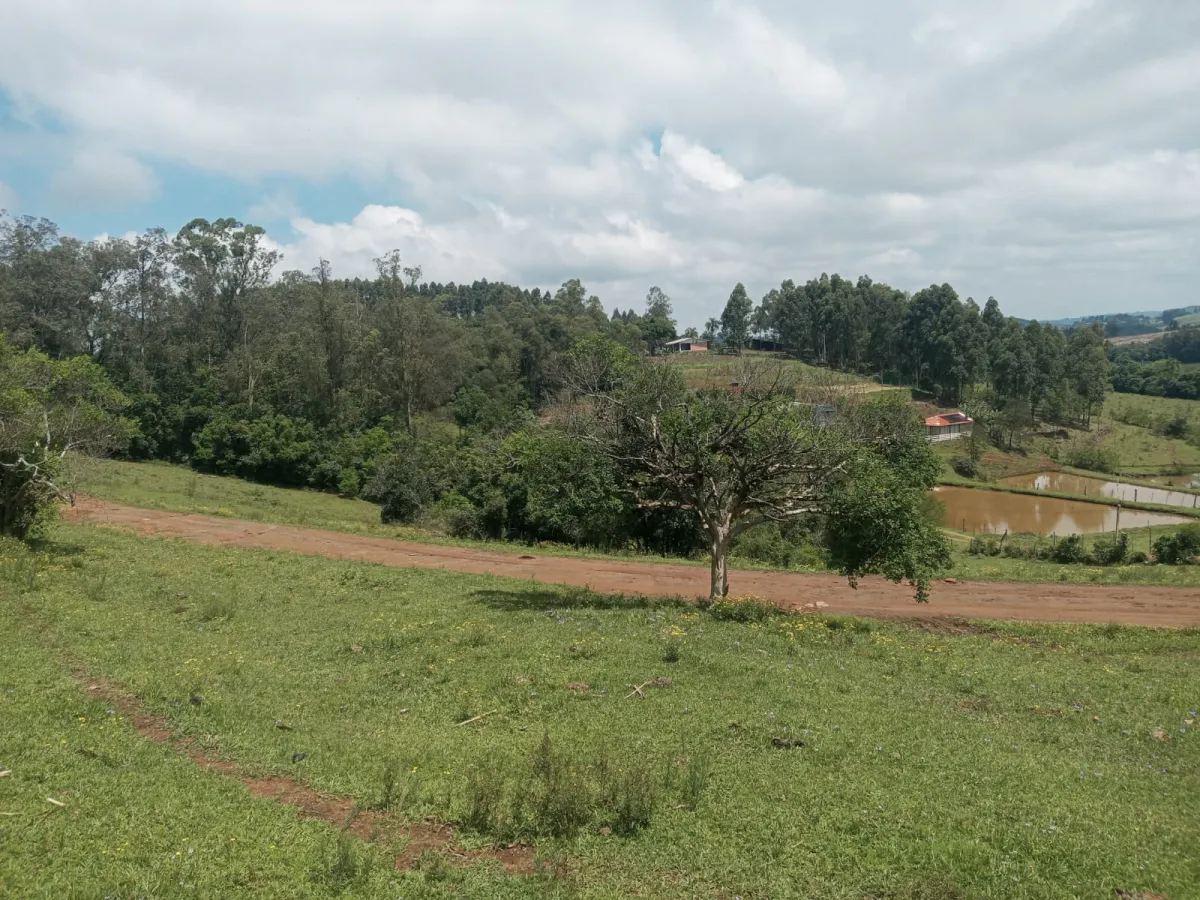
[292,751,307,763]
[771,737,805,749]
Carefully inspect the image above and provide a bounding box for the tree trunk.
[709,528,731,599]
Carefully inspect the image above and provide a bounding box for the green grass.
[1171,311,1200,328]
[1098,395,1200,476]
[938,394,1200,482]
[3,525,1199,898]
[0,596,404,897]
[655,351,901,393]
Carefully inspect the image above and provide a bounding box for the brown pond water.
[935,486,1193,536]
[999,472,1200,510]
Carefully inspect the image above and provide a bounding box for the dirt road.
[68,498,1200,627]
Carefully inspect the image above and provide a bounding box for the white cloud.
[51,146,158,206]
[0,180,16,212]
[659,133,746,192]
[2,0,1200,319]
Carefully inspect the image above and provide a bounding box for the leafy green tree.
[1065,324,1109,428]
[719,283,752,354]
[0,336,135,538]
[640,286,677,354]
[502,428,627,547]
[173,217,280,358]
[372,251,465,435]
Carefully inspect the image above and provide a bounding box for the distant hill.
[1039,305,1200,339]
[1173,310,1200,328]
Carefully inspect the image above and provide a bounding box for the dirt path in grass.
[68,498,1200,628]
[74,669,534,873]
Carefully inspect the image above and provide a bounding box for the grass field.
[3,525,1198,898]
[1106,393,1200,424]
[655,351,903,393]
[1172,312,1200,328]
[939,393,1200,482]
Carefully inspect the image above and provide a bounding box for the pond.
[935,486,1193,537]
[998,471,1200,510]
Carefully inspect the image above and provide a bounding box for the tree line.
[1,211,1120,592]
[744,274,1110,429]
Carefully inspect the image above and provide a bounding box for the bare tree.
[565,339,915,598]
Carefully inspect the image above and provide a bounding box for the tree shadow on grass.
[472,586,689,613]
[25,537,88,558]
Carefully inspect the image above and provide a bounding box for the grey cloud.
[1,0,1198,321]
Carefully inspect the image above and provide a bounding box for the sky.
[1,0,1198,325]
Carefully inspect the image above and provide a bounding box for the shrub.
[731,524,814,568]
[1153,524,1200,565]
[310,426,397,497]
[1089,533,1128,566]
[501,428,627,548]
[363,452,441,524]
[706,593,777,622]
[1,338,135,539]
[192,413,319,486]
[1064,446,1118,474]
[968,535,1001,557]
[421,492,483,538]
[1049,534,1086,564]
[604,766,657,836]
[524,734,595,838]
[1155,414,1191,439]
[951,456,978,479]
[1128,551,1149,564]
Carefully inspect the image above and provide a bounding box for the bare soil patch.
[68,498,1200,628]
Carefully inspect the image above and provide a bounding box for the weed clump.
[197,594,236,622]
[312,832,371,893]
[705,593,776,623]
[461,734,666,841]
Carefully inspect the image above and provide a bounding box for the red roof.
[925,412,974,427]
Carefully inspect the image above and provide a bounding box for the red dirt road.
[68,498,1200,627]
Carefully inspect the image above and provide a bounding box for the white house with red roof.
[924,411,974,442]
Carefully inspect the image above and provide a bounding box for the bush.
[1,338,135,539]
[363,451,441,524]
[1155,414,1191,439]
[731,523,820,569]
[706,593,777,622]
[1089,533,1128,566]
[501,428,627,548]
[309,426,396,497]
[1153,524,1200,565]
[968,535,1001,557]
[421,492,483,538]
[192,413,319,486]
[1049,534,1086,564]
[1064,446,1118,474]
[951,456,978,479]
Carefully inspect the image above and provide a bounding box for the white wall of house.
[925,425,972,442]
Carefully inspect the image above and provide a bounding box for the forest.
[2,213,1111,561]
